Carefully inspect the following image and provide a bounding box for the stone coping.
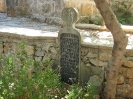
[0,13,133,50]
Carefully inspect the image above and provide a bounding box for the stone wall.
[66,0,133,16]
[2,0,133,17]
[66,0,99,16]
[0,32,133,98]
[6,0,30,17]
[5,0,65,25]
[0,0,6,12]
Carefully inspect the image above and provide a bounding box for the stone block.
[38,0,44,3]
[120,67,133,79]
[88,75,103,95]
[3,45,9,53]
[89,58,99,66]
[99,52,111,61]
[122,61,133,68]
[43,54,52,62]
[81,47,89,56]
[0,0,6,12]
[6,0,30,17]
[25,45,34,56]
[125,50,133,57]
[126,79,133,86]
[117,84,133,98]
[35,51,45,57]
[117,75,124,84]
[99,61,108,68]
[0,44,3,53]
[127,69,133,79]
[34,57,42,62]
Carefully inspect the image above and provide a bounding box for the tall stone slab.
[58,8,81,84]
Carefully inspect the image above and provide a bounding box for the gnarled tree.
[94,0,128,99]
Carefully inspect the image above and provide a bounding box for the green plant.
[65,83,98,99]
[0,43,98,99]
[112,0,133,25]
[0,43,61,99]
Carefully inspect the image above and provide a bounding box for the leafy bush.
[0,43,97,99]
[112,0,133,25]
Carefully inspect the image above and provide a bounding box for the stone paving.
[0,13,133,49]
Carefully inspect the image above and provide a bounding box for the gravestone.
[58,8,81,84]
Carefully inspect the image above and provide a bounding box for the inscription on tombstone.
[58,8,81,84]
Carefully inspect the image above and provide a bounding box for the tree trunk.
[93,0,128,99]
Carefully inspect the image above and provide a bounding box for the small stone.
[35,51,45,57]
[116,84,133,98]
[127,69,133,79]
[122,61,133,68]
[88,75,103,94]
[38,0,44,3]
[125,50,133,57]
[120,67,133,79]
[3,45,9,53]
[81,48,89,56]
[117,75,124,84]
[0,44,3,53]
[25,45,34,56]
[89,58,99,66]
[99,61,108,67]
[99,52,111,61]
[49,47,57,54]
[43,54,51,62]
[119,67,128,77]
[126,79,133,86]
[35,57,42,62]
[42,44,54,52]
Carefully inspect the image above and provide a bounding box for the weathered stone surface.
[117,75,124,84]
[126,79,133,86]
[77,16,90,24]
[42,44,54,52]
[66,0,99,16]
[88,75,103,94]
[49,47,57,54]
[89,15,102,25]
[127,69,133,79]
[99,61,108,67]
[0,44,3,53]
[117,84,133,98]
[81,47,89,56]
[25,45,34,56]
[3,44,9,53]
[122,61,133,68]
[99,52,111,61]
[38,0,44,3]
[82,53,97,63]
[34,57,42,62]
[85,52,97,58]
[125,50,133,57]
[35,51,45,57]
[116,97,125,99]
[6,0,30,17]
[0,0,6,12]
[43,54,52,62]
[120,67,133,79]
[89,58,99,66]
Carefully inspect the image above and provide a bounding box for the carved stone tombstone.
[58,8,81,84]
